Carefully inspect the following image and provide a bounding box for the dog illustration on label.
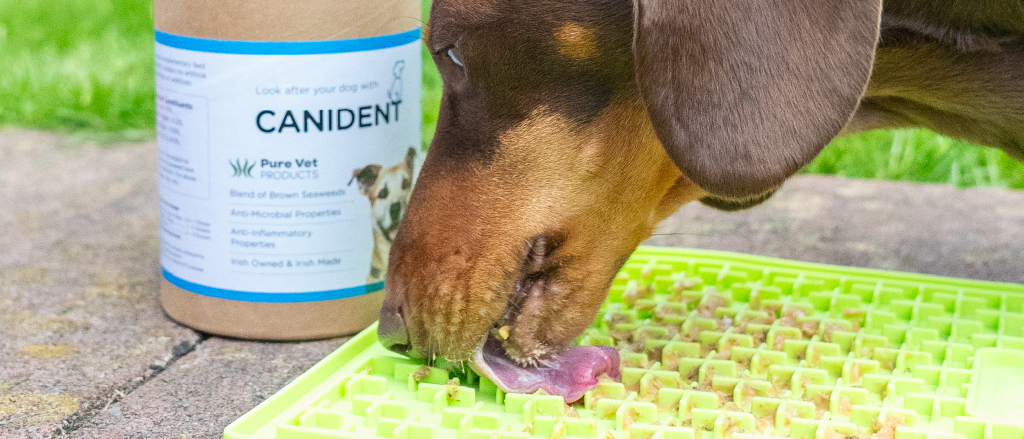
[387,60,405,104]
[349,147,417,284]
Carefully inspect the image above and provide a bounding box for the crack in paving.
[51,333,210,437]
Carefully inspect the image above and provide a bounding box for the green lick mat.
[225,246,1024,439]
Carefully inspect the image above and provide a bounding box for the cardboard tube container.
[155,1,421,340]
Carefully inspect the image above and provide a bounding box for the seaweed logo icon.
[230,159,255,178]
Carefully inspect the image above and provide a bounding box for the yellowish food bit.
[751,330,768,347]
[741,382,756,405]
[696,293,729,318]
[735,357,752,372]
[813,393,831,417]
[843,308,867,319]
[773,333,788,351]
[564,404,580,418]
[721,416,745,439]
[622,282,640,306]
[715,347,733,360]
[412,365,432,382]
[822,427,849,439]
[808,349,822,367]
[821,322,849,342]
[622,407,638,430]
[550,420,568,438]
[622,282,655,307]
[871,414,906,439]
[680,324,701,343]
[498,326,511,340]
[768,376,787,398]
[849,363,863,385]
[446,378,461,402]
[755,414,774,433]
[801,375,814,392]
[640,376,664,401]
[670,278,698,294]
[721,399,742,412]
[533,388,550,396]
[779,308,808,327]
[839,395,853,416]
[799,320,820,338]
[732,321,749,335]
[783,406,801,425]
[662,351,683,371]
[702,368,717,390]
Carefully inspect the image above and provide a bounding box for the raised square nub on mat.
[967,348,1024,420]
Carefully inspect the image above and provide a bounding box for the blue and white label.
[156,29,422,302]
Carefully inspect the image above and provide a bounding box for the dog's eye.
[378,186,389,200]
[446,45,464,67]
[401,178,411,190]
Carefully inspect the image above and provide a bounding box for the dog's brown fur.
[379,0,1024,365]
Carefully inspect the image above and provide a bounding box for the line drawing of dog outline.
[387,60,405,105]
[349,147,417,285]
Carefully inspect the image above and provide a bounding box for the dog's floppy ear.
[405,147,417,172]
[634,0,882,203]
[349,164,382,196]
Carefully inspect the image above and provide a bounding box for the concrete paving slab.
[0,130,200,437]
[647,175,1024,284]
[68,337,344,439]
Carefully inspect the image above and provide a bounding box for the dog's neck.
[880,0,1024,51]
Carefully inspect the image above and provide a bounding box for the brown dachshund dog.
[379,0,1024,399]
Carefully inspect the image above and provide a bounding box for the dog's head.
[380,0,882,391]
[351,147,417,242]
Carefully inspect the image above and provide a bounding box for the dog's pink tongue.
[471,337,620,403]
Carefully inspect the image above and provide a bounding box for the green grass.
[1,0,1022,189]
[0,0,155,141]
[804,129,1024,189]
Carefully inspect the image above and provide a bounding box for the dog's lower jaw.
[426,270,584,368]
[495,274,569,367]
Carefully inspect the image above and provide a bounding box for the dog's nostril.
[378,305,413,355]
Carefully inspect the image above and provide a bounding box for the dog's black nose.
[390,202,402,224]
[378,303,414,356]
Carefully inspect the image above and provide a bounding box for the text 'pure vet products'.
[154,1,421,339]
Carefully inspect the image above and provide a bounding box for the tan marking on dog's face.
[554,23,598,60]
[388,95,705,363]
